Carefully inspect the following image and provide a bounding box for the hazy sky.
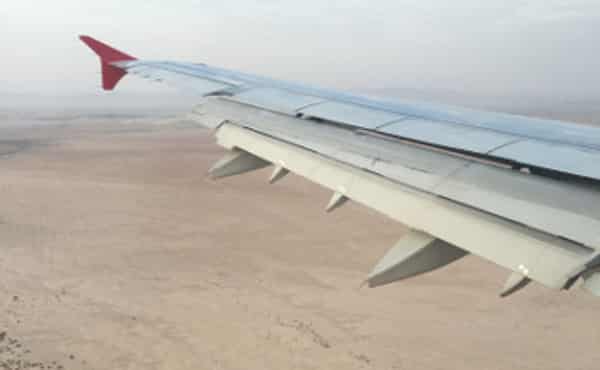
[2,0,600,100]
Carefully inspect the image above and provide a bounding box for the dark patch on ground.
[276,318,331,349]
[0,140,38,158]
[1,295,90,370]
[0,331,68,369]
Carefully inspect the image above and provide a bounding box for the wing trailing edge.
[213,120,595,294]
[79,35,137,90]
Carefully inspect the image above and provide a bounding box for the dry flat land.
[0,121,598,370]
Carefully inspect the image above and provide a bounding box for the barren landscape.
[0,117,599,370]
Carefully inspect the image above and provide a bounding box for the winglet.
[79,35,137,90]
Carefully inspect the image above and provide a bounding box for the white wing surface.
[81,35,600,298]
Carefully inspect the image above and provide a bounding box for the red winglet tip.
[79,35,137,63]
[101,63,127,91]
[79,35,137,90]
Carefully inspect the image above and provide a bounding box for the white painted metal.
[269,165,290,184]
[200,98,600,248]
[231,88,323,114]
[436,163,600,246]
[116,56,600,181]
[500,272,532,297]
[126,62,231,95]
[378,118,518,154]
[82,38,600,297]
[367,230,468,288]
[208,149,270,179]
[492,140,600,180]
[298,101,406,129]
[325,191,349,213]
[215,123,594,289]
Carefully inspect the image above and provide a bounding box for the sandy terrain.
[0,121,599,370]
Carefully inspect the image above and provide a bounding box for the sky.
[2,0,600,102]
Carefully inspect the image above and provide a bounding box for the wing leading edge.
[80,35,600,298]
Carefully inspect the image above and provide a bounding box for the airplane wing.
[80,35,600,298]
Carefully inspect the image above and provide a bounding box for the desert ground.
[0,118,599,370]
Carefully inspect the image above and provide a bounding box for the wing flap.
[201,97,600,249]
[232,88,324,115]
[215,122,594,289]
[378,118,519,154]
[436,163,600,246]
[491,140,600,180]
[298,101,407,129]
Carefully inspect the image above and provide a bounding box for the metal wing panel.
[298,101,406,129]
[215,123,594,289]
[491,140,600,180]
[201,98,600,249]
[118,58,600,181]
[434,108,600,150]
[191,62,600,149]
[125,62,231,95]
[436,163,600,247]
[208,98,473,191]
[378,119,519,154]
[230,88,324,114]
